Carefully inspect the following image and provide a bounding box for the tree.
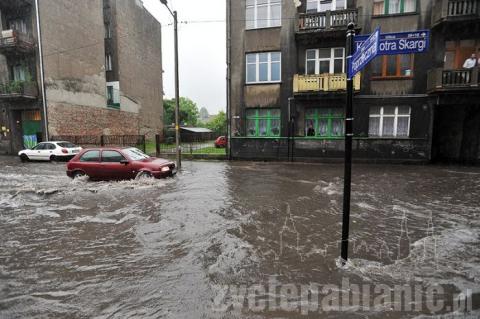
[206,111,227,135]
[163,97,200,127]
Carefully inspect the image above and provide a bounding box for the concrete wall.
[38,0,163,137]
[113,0,163,137]
[39,0,113,136]
[229,0,297,137]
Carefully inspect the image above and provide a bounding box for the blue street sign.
[348,27,380,79]
[354,30,430,56]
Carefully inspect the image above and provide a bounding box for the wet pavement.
[0,156,479,318]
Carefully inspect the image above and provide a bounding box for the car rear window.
[58,142,77,148]
[80,150,100,162]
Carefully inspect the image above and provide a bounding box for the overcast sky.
[143,0,226,115]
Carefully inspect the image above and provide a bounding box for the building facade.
[227,0,480,163]
[0,0,163,154]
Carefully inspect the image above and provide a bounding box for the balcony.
[0,30,35,54]
[293,73,361,94]
[0,80,39,100]
[432,0,479,26]
[296,9,358,42]
[427,67,480,93]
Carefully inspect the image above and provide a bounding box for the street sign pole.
[341,23,356,266]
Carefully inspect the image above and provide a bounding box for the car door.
[29,143,46,160]
[76,150,101,178]
[100,150,135,180]
[42,143,56,160]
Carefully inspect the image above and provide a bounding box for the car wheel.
[72,171,86,179]
[20,154,29,162]
[136,171,153,180]
[50,155,57,162]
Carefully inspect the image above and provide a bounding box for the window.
[123,148,150,161]
[8,19,27,33]
[371,54,414,78]
[33,143,46,150]
[373,0,416,15]
[12,64,27,81]
[305,108,344,138]
[246,0,281,29]
[246,52,281,83]
[107,86,114,105]
[58,142,78,148]
[306,0,346,13]
[369,106,410,137]
[306,48,345,75]
[102,150,126,163]
[80,150,101,162]
[246,108,281,137]
[45,143,56,150]
[105,54,112,71]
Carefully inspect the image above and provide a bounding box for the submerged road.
[0,156,479,318]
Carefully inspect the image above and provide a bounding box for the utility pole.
[160,0,181,169]
[173,10,181,169]
[340,23,355,266]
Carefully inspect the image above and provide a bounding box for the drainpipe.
[34,0,49,141]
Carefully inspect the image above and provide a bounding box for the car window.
[46,143,56,150]
[58,142,77,148]
[80,150,100,162]
[33,143,45,150]
[102,150,126,163]
[123,148,150,161]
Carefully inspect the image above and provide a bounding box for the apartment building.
[0,0,163,154]
[227,0,480,163]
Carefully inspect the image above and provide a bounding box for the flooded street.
[0,156,479,318]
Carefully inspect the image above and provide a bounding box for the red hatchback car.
[67,147,176,180]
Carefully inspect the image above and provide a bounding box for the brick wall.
[47,103,139,136]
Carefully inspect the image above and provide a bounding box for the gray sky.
[143,0,226,115]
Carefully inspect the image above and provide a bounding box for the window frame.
[371,54,414,79]
[372,0,417,16]
[368,106,411,138]
[305,47,345,75]
[305,108,345,138]
[245,108,281,137]
[246,0,282,30]
[246,52,282,84]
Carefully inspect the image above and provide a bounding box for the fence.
[154,134,226,157]
[50,134,227,159]
[51,135,146,152]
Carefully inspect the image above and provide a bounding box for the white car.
[19,141,83,162]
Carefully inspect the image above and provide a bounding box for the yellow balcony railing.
[293,73,361,93]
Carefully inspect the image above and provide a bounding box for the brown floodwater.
[0,156,479,318]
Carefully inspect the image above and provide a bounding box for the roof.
[180,127,213,133]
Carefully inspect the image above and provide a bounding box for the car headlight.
[161,166,170,172]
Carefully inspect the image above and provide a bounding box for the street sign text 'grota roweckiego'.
[354,30,430,56]
[348,26,380,79]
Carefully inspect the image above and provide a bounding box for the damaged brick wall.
[47,103,139,136]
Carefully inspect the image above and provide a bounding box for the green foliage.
[206,111,227,135]
[0,80,27,94]
[163,97,200,127]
